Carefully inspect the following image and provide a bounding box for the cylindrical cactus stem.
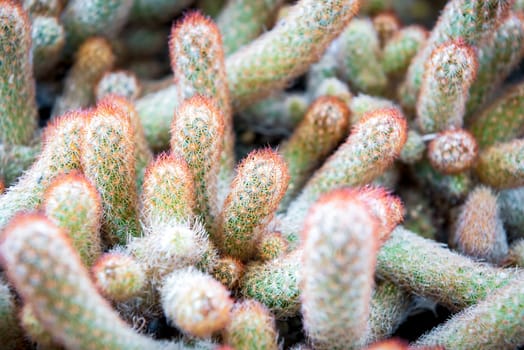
[399,130,425,165]
[31,15,65,78]
[466,12,524,117]
[0,142,40,187]
[257,231,288,261]
[216,0,282,55]
[141,153,196,226]
[281,108,407,246]
[42,171,103,267]
[0,277,25,349]
[92,252,146,302]
[427,129,478,174]
[170,11,234,183]
[364,280,412,345]
[95,70,141,102]
[279,96,350,210]
[0,1,38,145]
[381,25,428,77]
[226,0,360,108]
[103,95,152,189]
[498,187,524,240]
[211,256,245,290]
[170,96,224,235]
[475,138,524,189]
[306,41,339,95]
[129,0,193,23]
[160,267,233,338]
[416,39,478,134]
[136,84,179,151]
[81,96,140,245]
[217,149,289,261]
[469,82,524,149]
[377,226,516,311]
[452,186,509,265]
[336,17,388,95]
[240,249,302,318]
[61,0,132,54]
[399,0,512,110]
[0,110,86,230]
[414,275,524,350]
[127,220,213,288]
[300,189,380,350]
[52,37,115,118]
[223,299,279,350]
[0,213,213,350]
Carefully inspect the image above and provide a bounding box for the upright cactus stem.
[226,0,360,108]
[416,39,478,134]
[81,96,140,245]
[218,149,289,261]
[170,11,235,182]
[475,139,524,189]
[300,189,380,350]
[282,108,407,246]
[400,0,512,110]
[0,1,38,145]
[170,96,224,235]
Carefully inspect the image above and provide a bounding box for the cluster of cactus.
[0,0,523,349]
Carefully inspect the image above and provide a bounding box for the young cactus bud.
[282,108,407,246]
[43,171,102,267]
[0,1,38,145]
[469,82,524,149]
[226,0,360,108]
[300,188,379,350]
[223,300,279,350]
[95,70,141,101]
[170,11,234,180]
[373,12,400,48]
[336,18,387,95]
[218,149,289,261]
[141,153,196,225]
[216,0,282,55]
[279,96,350,210]
[414,277,524,349]
[416,39,478,133]
[170,96,224,235]
[61,0,132,53]
[0,213,180,349]
[31,15,65,78]
[211,256,245,290]
[453,186,509,265]
[81,96,140,245]
[240,250,302,318]
[257,231,288,261]
[475,139,524,189]
[0,110,86,230]
[52,37,115,118]
[427,129,478,174]
[160,267,233,338]
[92,252,146,302]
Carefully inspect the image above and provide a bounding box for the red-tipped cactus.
[427,129,478,174]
